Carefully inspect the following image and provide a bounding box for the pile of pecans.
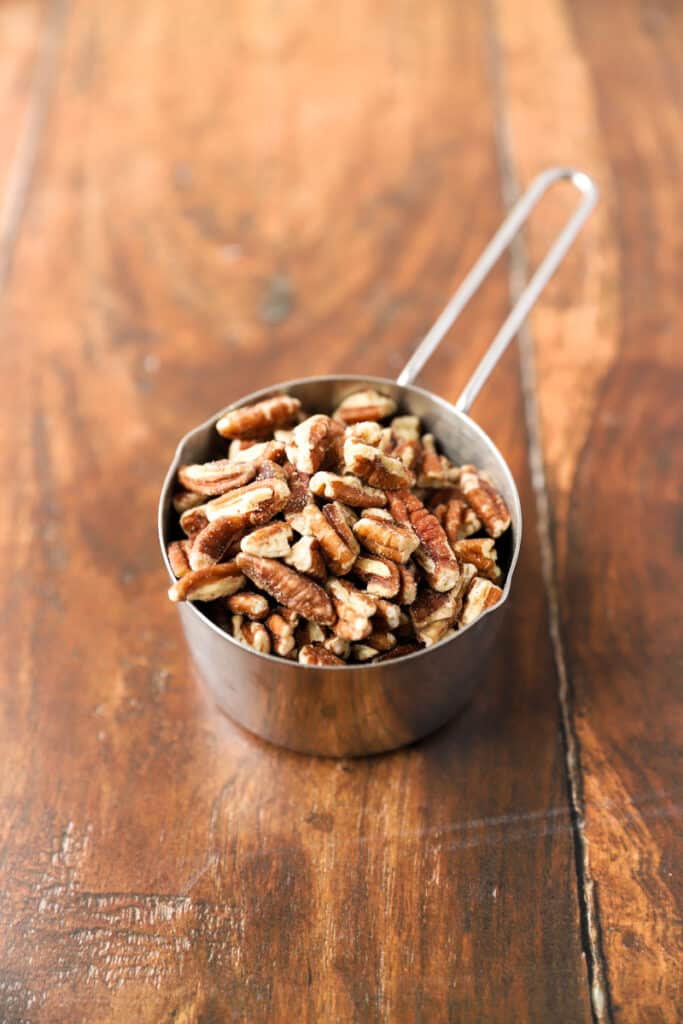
[166,389,511,665]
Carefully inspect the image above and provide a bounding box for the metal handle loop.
[396,166,599,413]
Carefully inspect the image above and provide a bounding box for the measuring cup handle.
[396,167,599,414]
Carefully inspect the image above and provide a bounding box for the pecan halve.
[458,465,511,538]
[326,578,376,641]
[353,510,419,564]
[227,591,270,620]
[167,539,193,578]
[232,615,272,653]
[417,434,460,488]
[235,553,336,625]
[168,562,245,602]
[343,438,414,490]
[204,477,290,528]
[353,555,400,598]
[459,576,503,627]
[178,459,257,496]
[282,463,313,515]
[216,394,302,439]
[190,518,244,570]
[286,415,344,474]
[241,521,293,558]
[388,490,461,592]
[179,503,209,538]
[454,538,501,582]
[284,536,327,582]
[299,644,346,666]
[309,471,387,509]
[396,561,418,605]
[228,439,287,464]
[288,503,358,576]
[333,389,397,424]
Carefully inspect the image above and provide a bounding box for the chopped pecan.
[353,555,400,598]
[228,439,287,465]
[266,610,298,658]
[324,634,350,659]
[373,598,401,629]
[364,626,397,653]
[345,421,384,446]
[459,577,503,627]
[375,643,421,661]
[429,487,482,543]
[350,644,379,662]
[204,477,290,528]
[167,539,193,578]
[419,621,454,646]
[388,490,460,592]
[326,578,376,641]
[190,518,243,570]
[178,459,257,496]
[458,465,511,538]
[410,586,462,644]
[179,503,209,538]
[282,463,313,515]
[227,592,270,619]
[295,619,326,646]
[173,490,205,514]
[286,415,344,474]
[309,472,387,509]
[241,521,293,558]
[228,439,259,459]
[232,615,272,653]
[299,644,345,666]
[284,536,327,581]
[288,503,358,576]
[418,434,460,488]
[454,538,501,582]
[344,438,414,490]
[353,509,419,564]
[235,553,336,625]
[168,562,245,602]
[396,561,418,605]
[390,415,420,441]
[333,389,397,424]
[216,394,302,439]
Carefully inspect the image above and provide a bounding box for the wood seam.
[484,2,614,1021]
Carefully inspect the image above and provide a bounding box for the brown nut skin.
[353,555,401,598]
[375,643,421,662]
[326,578,376,641]
[410,586,462,634]
[204,476,290,528]
[216,394,302,439]
[454,538,501,582]
[167,540,192,578]
[228,439,287,464]
[168,563,245,602]
[172,490,205,514]
[459,577,503,627]
[458,465,511,538]
[396,562,418,605]
[178,459,257,496]
[286,415,344,474]
[299,645,346,666]
[343,438,414,490]
[236,553,336,625]
[179,503,210,538]
[353,512,419,564]
[309,472,387,509]
[226,592,270,620]
[284,536,327,582]
[388,490,461,593]
[190,518,244,570]
[289,503,358,576]
[333,389,397,424]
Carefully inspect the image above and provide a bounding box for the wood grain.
[495,0,683,1020]
[0,0,679,1021]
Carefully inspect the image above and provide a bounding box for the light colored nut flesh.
[178,459,257,496]
[226,592,270,620]
[241,521,293,558]
[458,576,503,627]
[309,471,387,509]
[458,465,511,538]
[168,563,245,602]
[167,540,192,578]
[216,395,302,439]
[299,645,346,666]
[284,536,327,581]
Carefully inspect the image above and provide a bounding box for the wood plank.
[494,0,683,1019]
[0,2,592,1021]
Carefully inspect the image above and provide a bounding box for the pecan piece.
[373,598,401,629]
[204,477,290,527]
[178,459,257,496]
[227,439,259,459]
[173,489,205,514]
[364,626,397,653]
[309,471,387,509]
[419,621,455,647]
[429,487,482,543]
[417,434,460,488]
[282,463,313,515]
[375,643,421,661]
[266,609,299,658]
[167,539,192,578]
[458,465,511,538]
[168,563,245,602]
[216,394,302,439]
[454,538,501,582]
[235,553,336,625]
[324,634,350,659]
[459,577,503,627]
[326,578,377,641]
[295,619,326,646]
[344,421,384,446]
[190,518,244,570]
[333,389,397,424]
[241,521,293,558]
[344,438,414,490]
[353,555,400,598]
[288,503,358,576]
[350,644,379,662]
[286,415,344,474]
[228,439,287,465]
[284,536,327,582]
[390,415,420,441]
[299,645,346,667]
[388,491,460,592]
[353,509,419,564]
[396,561,418,605]
[227,592,270,620]
[410,585,462,644]
[232,615,272,654]
[180,503,209,538]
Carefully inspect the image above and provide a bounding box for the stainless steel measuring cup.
[159,166,598,756]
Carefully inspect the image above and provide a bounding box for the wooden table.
[1,1,680,1021]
